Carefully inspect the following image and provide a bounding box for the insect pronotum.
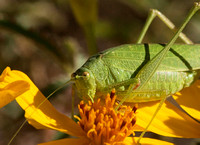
[8,2,200,145]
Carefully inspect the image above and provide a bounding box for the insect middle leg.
[136,9,193,44]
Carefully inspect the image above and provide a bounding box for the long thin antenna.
[8,79,72,145]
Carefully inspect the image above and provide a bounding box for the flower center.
[76,90,137,145]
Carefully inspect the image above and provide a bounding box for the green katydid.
[7,2,200,145]
[71,3,200,103]
[70,2,200,143]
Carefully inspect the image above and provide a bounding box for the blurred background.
[0,0,200,144]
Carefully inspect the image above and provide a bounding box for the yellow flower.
[38,90,173,145]
[0,67,200,145]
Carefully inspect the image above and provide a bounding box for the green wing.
[101,44,200,72]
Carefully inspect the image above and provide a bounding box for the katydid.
[7,2,200,145]
[71,44,200,103]
[71,3,200,106]
[70,2,200,144]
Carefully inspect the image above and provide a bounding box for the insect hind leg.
[136,8,193,44]
[136,90,168,145]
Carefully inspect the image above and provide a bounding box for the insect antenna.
[8,79,72,145]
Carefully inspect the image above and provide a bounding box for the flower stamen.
[77,90,137,145]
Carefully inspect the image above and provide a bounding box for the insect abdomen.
[117,71,197,102]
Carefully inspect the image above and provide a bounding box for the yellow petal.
[0,67,85,137]
[0,67,30,107]
[136,100,200,138]
[123,137,174,145]
[173,80,200,121]
[38,138,90,145]
[0,67,28,85]
[0,80,29,108]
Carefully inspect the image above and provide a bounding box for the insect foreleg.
[136,9,193,44]
[106,78,140,90]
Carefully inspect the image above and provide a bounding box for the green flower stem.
[83,23,97,55]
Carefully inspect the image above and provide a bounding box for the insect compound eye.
[71,73,77,78]
[82,72,90,78]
